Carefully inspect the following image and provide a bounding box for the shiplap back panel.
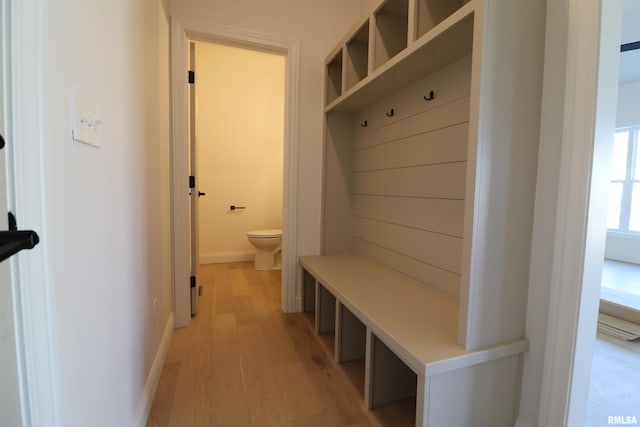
[351,56,471,298]
[323,113,355,255]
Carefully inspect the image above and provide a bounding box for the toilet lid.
[247,229,282,238]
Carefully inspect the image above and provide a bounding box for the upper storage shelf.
[374,0,409,69]
[325,0,473,112]
[345,22,370,91]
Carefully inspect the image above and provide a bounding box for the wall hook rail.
[424,90,435,101]
[386,108,395,117]
[361,120,368,128]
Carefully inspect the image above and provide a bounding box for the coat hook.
[361,120,368,128]
[424,90,435,101]
[386,108,395,117]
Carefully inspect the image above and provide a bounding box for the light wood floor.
[147,262,414,427]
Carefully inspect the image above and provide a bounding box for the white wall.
[40,0,172,425]
[171,0,374,260]
[605,78,640,263]
[195,42,284,264]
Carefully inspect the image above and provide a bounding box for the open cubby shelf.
[326,50,343,104]
[312,0,545,425]
[374,0,409,69]
[346,22,370,91]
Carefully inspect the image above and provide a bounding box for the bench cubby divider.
[300,255,527,426]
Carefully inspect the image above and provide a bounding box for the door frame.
[170,18,300,327]
[537,0,622,425]
[5,0,58,424]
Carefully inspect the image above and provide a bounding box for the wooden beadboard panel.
[354,96,470,150]
[322,113,355,255]
[354,122,469,172]
[354,54,471,135]
[353,238,461,298]
[353,217,462,274]
[353,195,465,237]
[353,161,467,199]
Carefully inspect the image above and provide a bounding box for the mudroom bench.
[299,255,528,427]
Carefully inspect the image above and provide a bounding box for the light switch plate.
[72,91,101,148]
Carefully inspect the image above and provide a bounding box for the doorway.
[190,40,285,268]
[170,20,300,328]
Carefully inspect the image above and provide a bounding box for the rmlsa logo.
[608,416,638,425]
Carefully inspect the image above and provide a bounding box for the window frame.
[608,126,640,233]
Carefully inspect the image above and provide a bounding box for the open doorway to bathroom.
[190,39,285,276]
[171,19,299,328]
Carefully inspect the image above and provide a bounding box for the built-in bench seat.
[299,255,528,427]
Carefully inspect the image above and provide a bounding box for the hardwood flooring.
[147,262,414,427]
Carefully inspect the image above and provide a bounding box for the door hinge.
[188,70,195,84]
[190,275,196,288]
[189,175,195,189]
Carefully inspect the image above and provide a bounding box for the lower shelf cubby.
[302,269,316,326]
[336,302,367,396]
[367,334,417,424]
[317,283,337,355]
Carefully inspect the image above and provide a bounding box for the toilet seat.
[247,229,282,238]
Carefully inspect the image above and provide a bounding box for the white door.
[188,41,202,314]
[0,3,26,423]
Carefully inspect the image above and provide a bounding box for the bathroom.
[193,40,285,270]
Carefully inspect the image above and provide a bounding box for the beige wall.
[195,41,285,263]
[171,0,373,258]
[41,0,171,424]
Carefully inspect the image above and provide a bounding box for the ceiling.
[619,0,640,83]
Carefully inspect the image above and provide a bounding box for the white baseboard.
[515,416,531,427]
[200,251,254,264]
[131,312,174,427]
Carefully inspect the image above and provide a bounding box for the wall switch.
[72,91,101,147]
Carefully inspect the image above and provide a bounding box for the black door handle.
[0,230,39,262]
[198,191,206,197]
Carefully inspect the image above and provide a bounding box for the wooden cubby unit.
[317,283,337,354]
[326,50,343,104]
[302,269,316,326]
[345,21,370,91]
[415,0,465,40]
[310,0,545,425]
[374,0,409,69]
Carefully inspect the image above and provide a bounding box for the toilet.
[246,229,282,270]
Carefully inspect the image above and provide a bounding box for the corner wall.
[40,0,172,425]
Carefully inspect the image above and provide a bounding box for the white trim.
[9,0,59,425]
[170,19,300,321]
[537,0,622,425]
[200,251,254,264]
[515,417,531,427]
[131,312,174,427]
[170,18,191,328]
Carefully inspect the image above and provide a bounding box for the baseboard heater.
[598,313,640,341]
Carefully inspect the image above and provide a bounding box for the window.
[607,126,640,233]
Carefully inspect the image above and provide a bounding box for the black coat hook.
[386,108,395,117]
[424,90,435,101]
[361,120,368,128]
